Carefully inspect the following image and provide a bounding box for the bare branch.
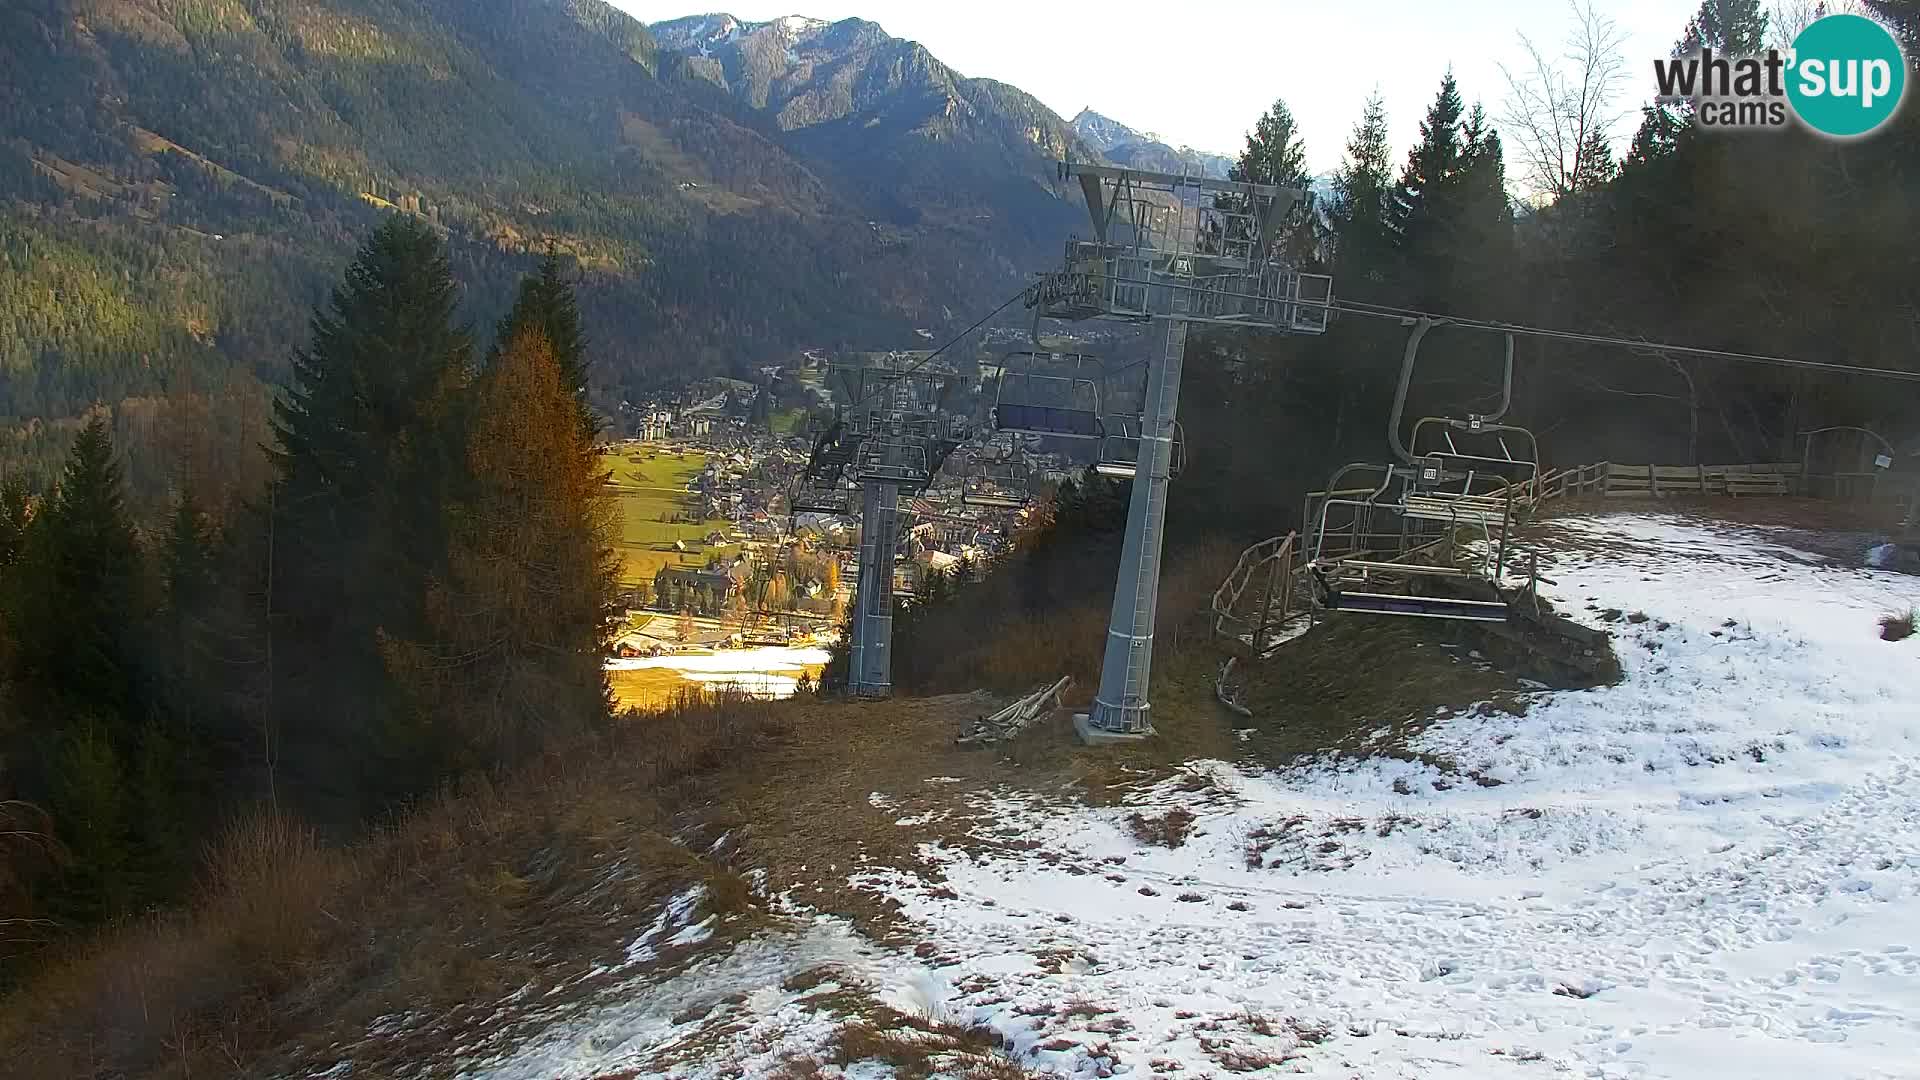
[1501,0,1630,203]
[1770,0,1868,46]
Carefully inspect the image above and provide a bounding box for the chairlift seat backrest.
[995,403,1103,438]
[1422,450,1538,481]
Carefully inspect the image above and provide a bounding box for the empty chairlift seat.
[1309,558,1509,622]
[993,351,1106,440]
[962,454,1030,509]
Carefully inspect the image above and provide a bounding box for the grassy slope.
[601,447,737,585]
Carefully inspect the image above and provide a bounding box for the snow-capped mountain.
[1071,108,1235,179]
[646,12,1101,258]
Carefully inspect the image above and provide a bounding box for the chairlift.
[961,453,1030,509]
[992,349,1106,439]
[1092,418,1185,480]
[1302,318,1536,623]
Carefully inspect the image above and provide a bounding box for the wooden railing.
[1497,461,1807,506]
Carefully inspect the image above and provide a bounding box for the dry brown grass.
[1880,609,1916,642]
[903,538,1243,704]
[0,692,791,1079]
[831,1009,1020,1079]
[1126,807,1197,848]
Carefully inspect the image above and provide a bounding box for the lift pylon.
[1025,162,1332,741]
[815,353,968,698]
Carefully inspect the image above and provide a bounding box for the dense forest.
[0,218,618,963]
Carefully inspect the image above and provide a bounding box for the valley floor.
[446,511,1919,1080]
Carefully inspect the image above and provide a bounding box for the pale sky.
[612,1,1710,175]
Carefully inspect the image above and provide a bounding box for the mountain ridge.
[1069,107,1235,179]
[0,0,1096,431]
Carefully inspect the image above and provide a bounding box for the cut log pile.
[956,676,1071,746]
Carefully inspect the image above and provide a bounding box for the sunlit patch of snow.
[622,885,707,969]
[604,646,829,673]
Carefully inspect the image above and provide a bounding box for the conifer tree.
[494,249,596,444]
[0,475,29,572]
[1393,72,1467,252]
[1862,1,1919,50]
[1678,0,1770,54]
[381,327,616,769]
[3,418,151,926]
[1228,98,1318,263]
[9,415,142,726]
[1330,92,1396,283]
[268,215,473,814]
[1231,99,1311,190]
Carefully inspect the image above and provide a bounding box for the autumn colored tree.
[382,327,618,769]
[493,249,598,445]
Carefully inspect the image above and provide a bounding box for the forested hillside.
[0,0,1088,482]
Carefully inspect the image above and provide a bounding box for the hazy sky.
[612,1,1710,174]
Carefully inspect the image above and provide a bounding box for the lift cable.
[1321,297,1920,383]
[841,282,1037,414]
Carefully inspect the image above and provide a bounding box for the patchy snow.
[604,645,830,673]
[475,513,1920,1078]
[606,645,828,700]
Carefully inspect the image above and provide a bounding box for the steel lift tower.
[807,355,965,698]
[1025,163,1333,741]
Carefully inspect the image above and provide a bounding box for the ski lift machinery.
[1307,317,1539,622]
[812,356,969,698]
[991,327,1186,481]
[1021,160,1333,741]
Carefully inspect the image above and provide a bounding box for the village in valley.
[598,340,1091,708]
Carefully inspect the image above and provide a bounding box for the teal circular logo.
[1787,14,1907,137]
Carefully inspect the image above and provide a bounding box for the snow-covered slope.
[469,512,1920,1078]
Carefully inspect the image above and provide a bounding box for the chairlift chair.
[1301,319,1538,624]
[1093,417,1185,480]
[992,349,1106,440]
[961,454,1030,509]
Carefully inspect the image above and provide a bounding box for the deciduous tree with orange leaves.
[383,324,618,769]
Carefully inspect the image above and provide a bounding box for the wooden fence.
[1512,461,1804,505]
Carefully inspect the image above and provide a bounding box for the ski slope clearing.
[470,513,1920,1079]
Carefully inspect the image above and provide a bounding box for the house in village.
[652,566,736,615]
[612,631,673,658]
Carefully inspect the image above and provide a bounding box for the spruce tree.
[1227,98,1317,263]
[1231,99,1311,190]
[494,249,597,445]
[1455,105,1516,308]
[1862,1,1920,50]
[0,475,29,571]
[269,215,473,816]
[1330,92,1396,283]
[1393,72,1466,246]
[1677,0,1770,54]
[10,415,142,726]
